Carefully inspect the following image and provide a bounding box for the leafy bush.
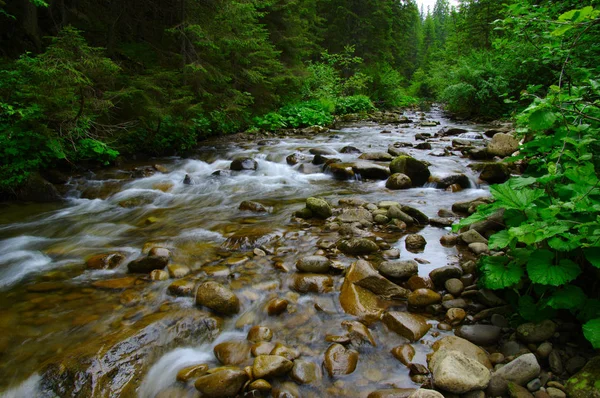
[279,101,334,128]
[335,95,375,115]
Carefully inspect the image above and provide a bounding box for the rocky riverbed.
[0,107,596,398]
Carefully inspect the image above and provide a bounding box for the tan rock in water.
[196,281,240,315]
[291,274,333,293]
[86,252,125,270]
[408,289,442,307]
[266,298,288,316]
[323,343,359,376]
[213,341,251,366]
[291,360,321,384]
[247,326,273,343]
[176,363,209,382]
[194,368,248,398]
[252,355,293,379]
[392,344,416,366]
[382,311,431,341]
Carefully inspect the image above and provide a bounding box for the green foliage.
[335,95,375,115]
[253,100,334,131]
[454,6,600,347]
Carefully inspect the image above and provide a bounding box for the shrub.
[335,95,375,114]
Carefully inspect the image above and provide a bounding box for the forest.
[2,0,600,365]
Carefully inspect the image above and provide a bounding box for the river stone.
[360,152,394,161]
[437,174,470,189]
[549,351,564,374]
[230,158,258,171]
[339,208,373,223]
[445,308,466,325]
[310,147,336,156]
[194,368,248,398]
[352,161,391,180]
[323,343,359,376]
[340,264,388,320]
[196,282,240,315]
[86,253,125,270]
[348,260,409,299]
[149,269,168,281]
[252,342,275,357]
[480,163,510,184]
[296,255,332,273]
[327,162,356,180]
[239,200,267,212]
[379,260,418,280]
[430,349,491,394]
[167,264,190,278]
[487,133,519,157]
[445,278,464,296]
[382,311,431,341]
[392,344,415,366]
[565,356,600,398]
[430,336,492,368]
[291,274,333,293]
[386,173,413,190]
[459,229,488,244]
[516,320,556,344]
[167,279,195,297]
[405,234,426,252]
[252,355,293,379]
[508,382,535,398]
[306,197,332,219]
[408,390,444,398]
[374,214,389,224]
[176,363,209,382]
[494,353,541,386]
[127,254,169,273]
[389,156,431,186]
[247,326,273,343]
[469,242,490,255]
[456,325,502,346]
[387,206,415,224]
[401,205,430,225]
[342,320,377,346]
[266,298,288,316]
[437,127,468,137]
[546,387,566,398]
[214,341,251,365]
[566,356,587,375]
[248,379,272,393]
[291,360,321,384]
[368,388,416,398]
[408,289,441,307]
[341,145,361,154]
[337,238,380,255]
[286,153,305,165]
[429,266,463,287]
[270,343,299,361]
[388,143,410,157]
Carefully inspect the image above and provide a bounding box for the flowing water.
[0,107,495,397]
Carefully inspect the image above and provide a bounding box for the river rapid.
[0,107,496,397]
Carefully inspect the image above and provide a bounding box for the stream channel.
[0,107,497,397]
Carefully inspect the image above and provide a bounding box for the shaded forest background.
[0,0,599,189]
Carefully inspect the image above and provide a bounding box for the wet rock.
[368,388,417,398]
[291,274,333,293]
[459,229,488,244]
[92,276,139,290]
[337,238,380,255]
[477,289,505,307]
[176,363,209,382]
[214,341,251,365]
[291,360,321,384]
[429,266,463,287]
[13,172,62,202]
[248,379,272,394]
[392,344,415,366]
[127,255,169,273]
[252,342,275,357]
[374,214,389,224]
[527,378,542,392]
[440,234,459,246]
[310,147,336,156]
[230,158,258,171]
[196,282,240,315]
[407,275,433,291]
[386,173,413,190]
[338,208,373,223]
[266,298,288,316]
[86,253,125,270]
[327,162,356,180]
[150,269,168,281]
[270,343,299,361]
[549,351,563,374]
[340,269,387,320]
[546,387,566,398]
[480,163,510,184]
[452,196,494,214]
[487,374,509,396]
[382,311,431,341]
[312,153,330,165]
[389,156,431,186]
[469,242,489,255]
[430,218,454,228]
[565,356,600,398]
[348,260,409,299]
[305,197,332,219]
[387,206,415,224]
[415,142,432,150]
[436,174,470,190]
[405,234,427,252]
[302,125,329,134]
[378,260,418,280]
[400,205,429,225]
[516,320,556,344]
[323,343,359,376]
[508,382,535,398]
[445,308,466,325]
[252,355,293,379]
[566,356,586,375]
[296,255,332,273]
[343,320,377,346]
[167,279,195,296]
[388,143,410,157]
[494,353,541,386]
[437,127,468,137]
[247,326,273,343]
[286,153,305,165]
[487,133,519,157]
[408,390,444,398]
[431,336,492,370]
[359,152,394,161]
[445,279,464,296]
[430,349,491,393]
[408,289,441,307]
[239,201,267,213]
[194,368,248,398]
[167,264,190,278]
[341,146,361,154]
[456,325,502,346]
[351,161,391,180]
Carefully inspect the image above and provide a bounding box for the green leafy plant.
[335,95,375,115]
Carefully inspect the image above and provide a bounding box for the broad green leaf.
[509,221,571,245]
[527,251,581,286]
[546,285,586,310]
[518,295,556,322]
[583,318,600,349]
[548,235,581,251]
[490,183,545,210]
[452,203,499,231]
[584,247,600,268]
[480,256,524,289]
[529,108,556,131]
[551,24,573,37]
[489,230,511,250]
[506,176,537,189]
[579,299,600,322]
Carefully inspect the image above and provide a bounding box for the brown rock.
[392,344,415,366]
[196,281,240,315]
[291,360,321,384]
[323,343,359,376]
[382,312,431,341]
[194,368,248,398]
[91,276,139,290]
[247,326,273,343]
[213,341,251,365]
[408,289,442,307]
[291,274,333,293]
[266,298,288,316]
[176,364,209,382]
[167,279,196,297]
[86,253,125,270]
[349,260,409,299]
